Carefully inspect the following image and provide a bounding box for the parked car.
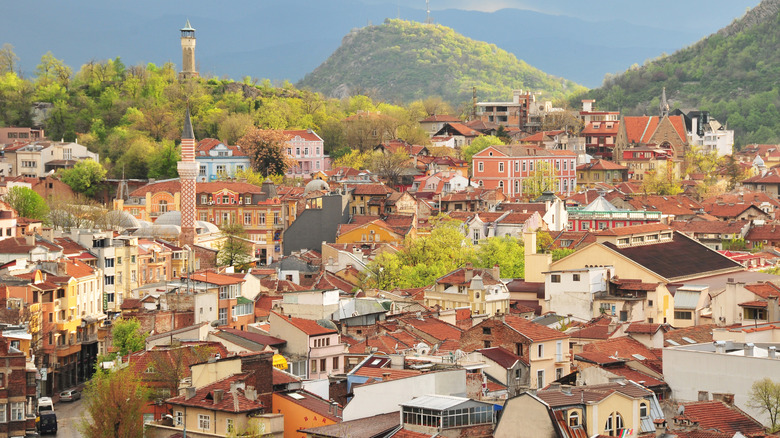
[59,389,81,402]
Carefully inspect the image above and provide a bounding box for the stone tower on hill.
[179,19,198,79]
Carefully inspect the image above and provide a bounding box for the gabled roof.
[166,373,263,413]
[190,271,245,286]
[300,411,398,438]
[283,129,323,142]
[622,115,686,144]
[675,400,765,435]
[397,316,462,342]
[502,315,568,342]
[349,183,395,196]
[272,311,337,336]
[671,220,748,235]
[275,390,340,423]
[215,328,287,349]
[743,167,780,184]
[477,347,521,369]
[577,159,627,171]
[582,336,661,371]
[436,267,502,286]
[420,114,461,123]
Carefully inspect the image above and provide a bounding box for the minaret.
[178,107,198,247]
[179,19,198,79]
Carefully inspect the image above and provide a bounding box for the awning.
[236,296,253,305]
[273,354,288,370]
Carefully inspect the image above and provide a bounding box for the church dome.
[196,221,219,234]
[304,179,329,195]
[107,210,141,229]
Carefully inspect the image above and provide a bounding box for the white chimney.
[744,343,754,357]
[714,340,726,354]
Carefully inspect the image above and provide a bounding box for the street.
[52,397,85,438]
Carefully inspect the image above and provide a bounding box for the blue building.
[195,138,252,182]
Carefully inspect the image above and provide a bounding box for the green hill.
[576,0,780,148]
[297,19,585,106]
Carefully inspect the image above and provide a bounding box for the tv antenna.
[426,0,432,24]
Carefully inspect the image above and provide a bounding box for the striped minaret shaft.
[178,106,198,247]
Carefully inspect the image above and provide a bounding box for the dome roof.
[155,211,182,226]
[316,319,338,330]
[304,179,329,195]
[107,210,141,229]
[196,221,219,234]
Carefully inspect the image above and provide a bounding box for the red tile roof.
[595,223,672,236]
[577,159,627,171]
[664,324,717,346]
[166,373,264,412]
[351,366,422,382]
[477,347,521,369]
[436,267,502,286]
[129,180,265,197]
[503,315,568,342]
[675,400,765,435]
[283,129,322,142]
[349,183,395,196]
[625,323,665,335]
[398,316,462,341]
[272,311,337,336]
[582,336,661,370]
[190,271,245,286]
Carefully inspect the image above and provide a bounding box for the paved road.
[53,397,85,438]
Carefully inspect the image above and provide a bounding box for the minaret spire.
[178,105,198,250]
[660,87,669,118]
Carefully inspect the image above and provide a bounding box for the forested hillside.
[0,49,447,180]
[298,19,585,106]
[576,0,780,147]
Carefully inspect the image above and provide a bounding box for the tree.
[237,128,296,176]
[112,318,148,357]
[461,135,504,165]
[147,140,180,179]
[0,44,19,75]
[148,342,213,400]
[60,159,107,198]
[522,161,559,199]
[640,162,682,195]
[367,149,409,188]
[541,107,584,135]
[469,235,525,278]
[748,378,780,432]
[3,186,49,221]
[79,367,149,438]
[218,222,252,269]
[217,112,255,145]
[333,149,371,169]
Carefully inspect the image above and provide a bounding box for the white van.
[38,396,54,413]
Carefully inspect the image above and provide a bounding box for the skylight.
[632,354,646,361]
[682,337,696,344]
[288,393,305,400]
[666,340,680,346]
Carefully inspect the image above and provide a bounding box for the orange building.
[336,217,405,245]
[272,391,340,438]
[190,272,254,331]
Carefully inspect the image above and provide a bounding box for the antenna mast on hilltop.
[426,0,432,24]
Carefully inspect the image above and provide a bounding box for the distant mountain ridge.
[297,19,585,105]
[577,0,780,147]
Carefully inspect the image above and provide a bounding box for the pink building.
[284,130,330,178]
[471,145,577,197]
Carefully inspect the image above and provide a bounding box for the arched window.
[568,411,580,427]
[157,199,168,213]
[604,412,624,436]
[640,402,648,418]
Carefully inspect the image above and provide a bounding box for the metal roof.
[400,395,487,411]
[674,290,701,310]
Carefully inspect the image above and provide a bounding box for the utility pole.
[426,0,432,24]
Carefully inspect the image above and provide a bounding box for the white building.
[544,266,611,321]
[5,140,99,178]
[686,111,734,157]
[664,340,780,427]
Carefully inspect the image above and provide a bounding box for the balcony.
[56,342,81,357]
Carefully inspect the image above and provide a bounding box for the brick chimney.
[240,352,274,410]
[464,263,473,283]
[654,418,667,438]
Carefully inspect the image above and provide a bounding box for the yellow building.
[336,218,404,245]
[548,224,744,326]
[425,264,510,317]
[576,159,629,188]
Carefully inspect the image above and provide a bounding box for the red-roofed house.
[273,390,341,438]
[432,123,483,147]
[742,167,780,197]
[194,138,251,182]
[269,311,346,380]
[284,129,330,178]
[461,315,570,389]
[582,119,620,160]
[476,347,528,396]
[614,114,688,180]
[576,159,628,188]
[419,114,462,137]
[190,272,253,330]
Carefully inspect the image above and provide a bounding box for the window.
[572,274,581,281]
[333,356,339,370]
[199,165,206,176]
[245,196,251,204]
[198,414,210,430]
[640,403,648,418]
[0,403,5,423]
[477,162,484,172]
[104,258,115,268]
[259,213,266,225]
[482,327,492,335]
[105,275,114,285]
[744,307,766,320]
[674,311,693,320]
[538,344,544,359]
[483,340,491,348]
[175,411,183,425]
[320,358,326,372]
[216,165,226,175]
[218,308,227,326]
[10,402,23,421]
[226,418,234,433]
[537,370,544,388]
[569,411,580,427]
[131,255,136,263]
[551,274,561,283]
[499,162,504,172]
[311,359,318,373]
[516,343,524,356]
[604,412,623,436]
[244,212,252,225]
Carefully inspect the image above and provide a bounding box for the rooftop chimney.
[382,372,391,381]
[464,262,474,282]
[213,389,224,405]
[244,385,257,401]
[769,346,777,359]
[185,386,196,400]
[744,343,754,357]
[654,419,667,438]
[714,340,726,354]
